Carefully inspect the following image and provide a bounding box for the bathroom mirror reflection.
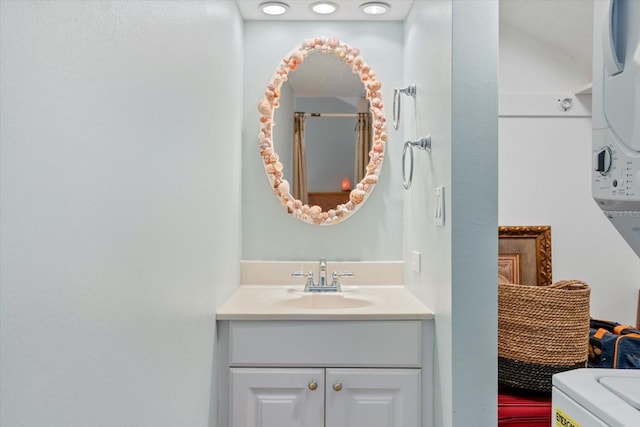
[257,37,387,225]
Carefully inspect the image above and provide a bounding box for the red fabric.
[498,387,552,427]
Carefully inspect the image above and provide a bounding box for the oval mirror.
[257,36,387,225]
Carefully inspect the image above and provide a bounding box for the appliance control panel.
[593,129,640,209]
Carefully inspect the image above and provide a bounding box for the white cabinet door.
[325,368,421,427]
[230,368,324,427]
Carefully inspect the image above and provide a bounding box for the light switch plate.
[412,250,421,273]
[434,186,444,226]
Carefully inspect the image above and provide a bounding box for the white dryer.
[592,0,640,257]
[552,368,640,427]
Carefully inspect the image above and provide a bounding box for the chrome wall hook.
[393,84,416,130]
[402,135,431,190]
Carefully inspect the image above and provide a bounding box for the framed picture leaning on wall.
[498,226,552,286]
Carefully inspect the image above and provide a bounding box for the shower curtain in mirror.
[355,112,372,183]
[293,112,308,204]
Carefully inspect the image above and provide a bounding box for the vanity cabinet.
[230,368,324,427]
[217,320,433,427]
[326,368,420,427]
[230,367,420,427]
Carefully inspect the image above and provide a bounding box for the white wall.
[500,24,591,94]
[500,117,640,324]
[404,1,498,426]
[499,21,640,325]
[0,2,242,426]
[403,2,453,426]
[242,21,404,261]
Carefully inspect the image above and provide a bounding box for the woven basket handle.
[549,280,589,290]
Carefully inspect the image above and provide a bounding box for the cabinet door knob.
[308,380,318,391]
[333,382,342,392]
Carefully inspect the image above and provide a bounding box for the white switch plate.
[434,186,444,226]
[412,250,421,273]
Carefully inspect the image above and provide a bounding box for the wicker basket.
[498,280,591,392]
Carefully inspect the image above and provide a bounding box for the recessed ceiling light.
[310,2,339,15]
[259,2,289,16]
[360,2,390,15]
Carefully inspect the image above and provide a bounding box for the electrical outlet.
[412,250,421,273]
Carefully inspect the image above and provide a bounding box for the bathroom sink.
[217,285,435,320]
[273,292,376,310]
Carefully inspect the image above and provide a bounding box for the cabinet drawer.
[229,320,422,367]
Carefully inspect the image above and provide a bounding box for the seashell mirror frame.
[257,36,387,226]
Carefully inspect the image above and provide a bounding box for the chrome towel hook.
[393,84,416,130]
[402,135,431,190]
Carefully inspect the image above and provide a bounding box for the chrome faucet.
[318,257,327,287]
[291,258,353,293]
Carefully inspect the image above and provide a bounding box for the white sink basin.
[217,285,435,320]
[273,292,376,310]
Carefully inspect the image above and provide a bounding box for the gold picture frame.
[498,226,552,286]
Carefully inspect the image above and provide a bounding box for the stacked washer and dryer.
[552,1,640,426]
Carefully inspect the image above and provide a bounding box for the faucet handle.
[336,271,354,278]
[330,271,353,289]
[304,271,315,292]
[293,271,316,288]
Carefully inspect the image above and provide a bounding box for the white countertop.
[216,285,434,320]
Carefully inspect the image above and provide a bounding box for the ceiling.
[499,0,593,69]
[236,0,593,67]
[238,0,594,89]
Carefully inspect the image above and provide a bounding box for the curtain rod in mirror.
[301,112,364,117]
